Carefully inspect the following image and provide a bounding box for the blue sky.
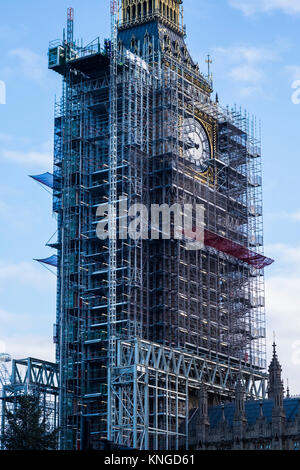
[0,0,300,392]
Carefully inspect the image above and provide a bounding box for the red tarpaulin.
[182,228,274,269]
[204,229,274,269]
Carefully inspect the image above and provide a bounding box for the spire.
[255,401,267,437]
[197,383,209,427]
[195,383,209,448]
[233,378,247,449]
[268,342,284,403]
[234,378,247,424]
[286,379,290,398]
[268,341,285,419]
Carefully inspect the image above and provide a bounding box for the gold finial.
[205,54,212,79]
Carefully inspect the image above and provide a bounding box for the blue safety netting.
[29,172,54,190]
[34,255,58,267]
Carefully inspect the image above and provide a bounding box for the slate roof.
[208,398,300,428]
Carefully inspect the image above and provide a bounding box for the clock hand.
[185,136,200,150]
[185,141,195,150]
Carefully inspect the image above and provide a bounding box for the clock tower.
[118,0,215,173]
[49,1,270,450]
[118,0,212,92]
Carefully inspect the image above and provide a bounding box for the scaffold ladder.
[108,0,119,441]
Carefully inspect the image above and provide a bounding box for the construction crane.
[66,7,75,61]
[67,7,74,46]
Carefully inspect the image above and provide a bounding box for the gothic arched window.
[163,34,171,53]
[130,35,138,54]
[144,32,152,56]
[174,40,180,57]
[149,0,153,14]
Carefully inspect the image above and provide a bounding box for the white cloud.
[265,243,300,393]
[266,277,300,320]
[0,308,32,327]
[2,148,52,167]
[239,86,262,97]
[0,133,30,146]
[0,308,55,363]
[216,46,279,63]
[266,209,300,222]
[266,276,300,391]
[266,243,300,265]
[285,65,300,81]
[0,260,56,291]
[214,45,280,95]
[230,64,263,83]
[4,336,55,362]
[0,140,53,168]
[0,316,55,369]
[291,211,300,221]
[285,210,300,221]
[0,133,12,143]
[9,48,47,83]
[229,0,300,15]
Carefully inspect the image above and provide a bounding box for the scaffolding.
[0,358,59,449]
[108,0,119,442]
[0,353,11,447]
[111,338,267,449]
[48,3,272,450]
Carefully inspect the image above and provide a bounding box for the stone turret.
[192,343,300,450]
[234,379,247,422]
[233,378,247,449]
[268,342,285,413]
[268,342,286,448]
[196,383,210,448]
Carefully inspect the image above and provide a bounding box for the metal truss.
[0,358,59,449]
[8,358,59,392]
[111,338,268,450]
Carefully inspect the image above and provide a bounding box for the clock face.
[182,118,211,172]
